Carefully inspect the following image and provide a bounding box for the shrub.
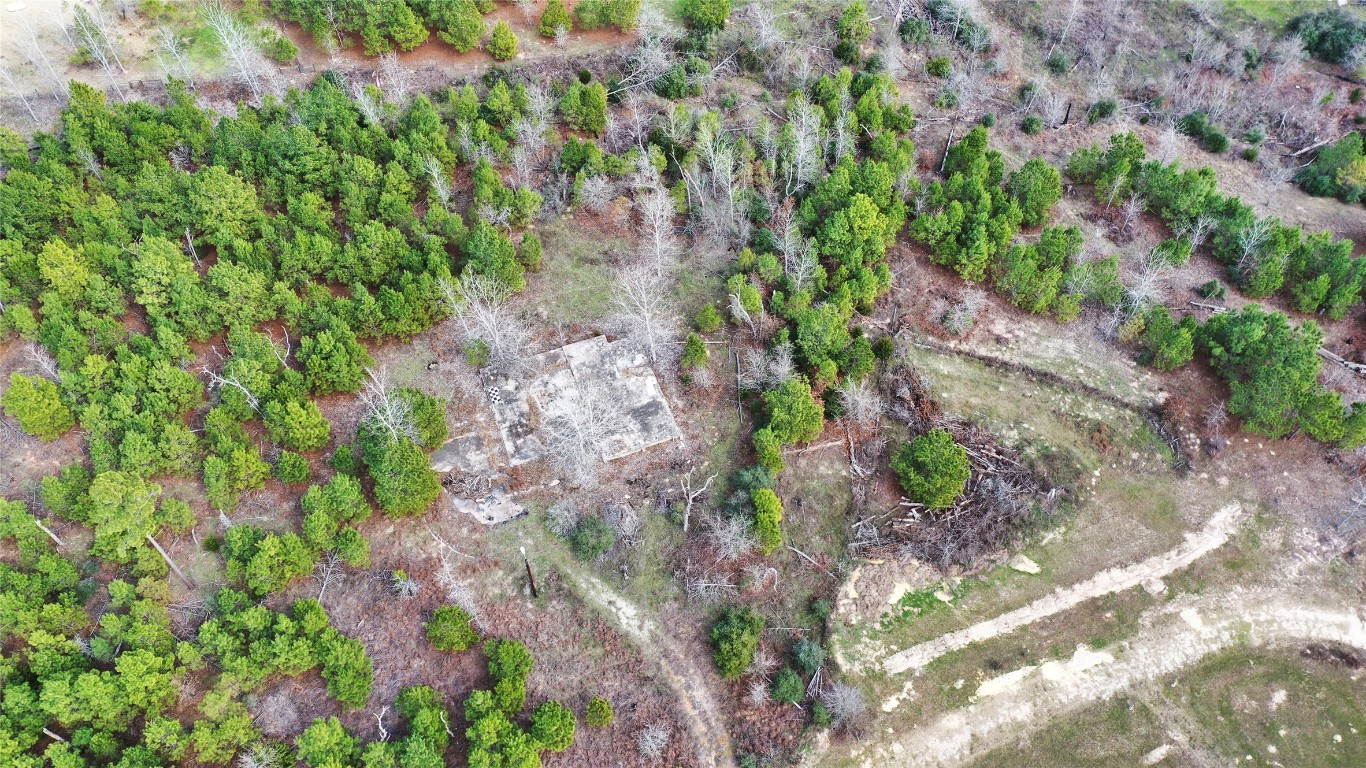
[488,21,518,61]
[681,333,708,368]
[753,428,784,474]
[1044,52,1070,75]
[586,696,614,728]
[574,0,641,31]
[1289,9,1365,64]
[900,17,929,45]
[926,56,951,78]
[570,517,617,561]
[696,303,723,333]
[425,606,480,652]
[711,606,764,679]
[980,112,996,128]
[793,638,826,676]
[1242,147,1259,162]
[1007,157,1063,227]
[518,232,542,270]
[1351,87,1364,105]
[891,428,970,508]
[751,487,783,554]
[762,377,825,445]
[1140,308,1196,371]
[275,452,310,484]
[559,80,609,136]
[1199,279,1226,299]
[2,372,75,441]
[1021,115,1043,135]
[1087,99,1116,123]
[1203,130,1229,153]
[681,0,731,31]
[771,669,804,704]
[539,0,572,37]
[530,700,576,752]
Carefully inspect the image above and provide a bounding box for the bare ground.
[855,590,1366,768]
[879,502,1245,677]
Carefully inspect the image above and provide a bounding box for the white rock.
[1142,744,1172,765]
[1009,554,1041,575]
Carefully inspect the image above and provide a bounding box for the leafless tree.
[312,551,343,606]
[72,5,127,101]
[748,646,779,678]
[440,274,534,375]
[746,679,770,706]
[24,344,60,381]
[358,367,419,443]
[1268,35,1306,86]
[554,25,570,49]
[936,289,987,336]
[837,378,884,428]
[705,513,757,562]
[604,503,643,545]
[1182,214,1218,250]
[203,0,274,104]
[1124,249,1170,314]
[423,155,453,210]
[577,174,617,213]
[540,388,627,485]
[237,743,281,768]
[545,499,581,538]
[636,723,670,759]
[1154,121,1183,165]
[781,99,824,197]
[678,468,716,533]
[515,0,537,23]
[1040,87,1069,129]
[738,342,795,393]
[155,27,196,85]
[1337,480,1366,539]
[1119,194,1146,235]
[202,367,261,414]
[376,51,413,105]
[0,65,37,124]
[1235,217,1274,270]
[613,266,675,365]
[13,17,66,99]
[636,188,681,278]
[820,683,867,727]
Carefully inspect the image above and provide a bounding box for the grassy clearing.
[533,215,625,325]
[831,344,1210,662]
[971,647,1366,768]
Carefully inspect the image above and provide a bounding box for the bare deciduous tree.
[705,513,756,562]
[738,342,794,392]
[71,5,127,101]
[612,267,675,364]
[836,378,884,427]
[577,174,617,213]
[376,51,412,105]
[358,367,418,443]
[203,0,274,104]
[154,26,196,85]
[545,499,581,538]
[540,388,627,485]
[781,99,824,197]
[636,723,670,759]
[821,683,867,727]
[636,188,681,278]
[423,154,453,210]
[440,275,534,375]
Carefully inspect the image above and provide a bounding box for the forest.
[2,2,1366,768]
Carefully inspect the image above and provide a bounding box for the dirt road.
[882,503,1244,675]
[565,569,736,768]
[860,591,1366,767]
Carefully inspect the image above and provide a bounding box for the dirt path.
[563,569,736,768]
[882,503,1244,675]
[860,591,1366,767]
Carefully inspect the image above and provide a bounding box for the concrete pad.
[430,433,493,474]
[451,487,525,525]
[486,335,681,468]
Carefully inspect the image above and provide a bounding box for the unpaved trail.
[861,591,1366,767]
[564,569,736,768]
[882,503,1244,675]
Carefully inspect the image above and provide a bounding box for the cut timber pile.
[854,366,1055,569]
